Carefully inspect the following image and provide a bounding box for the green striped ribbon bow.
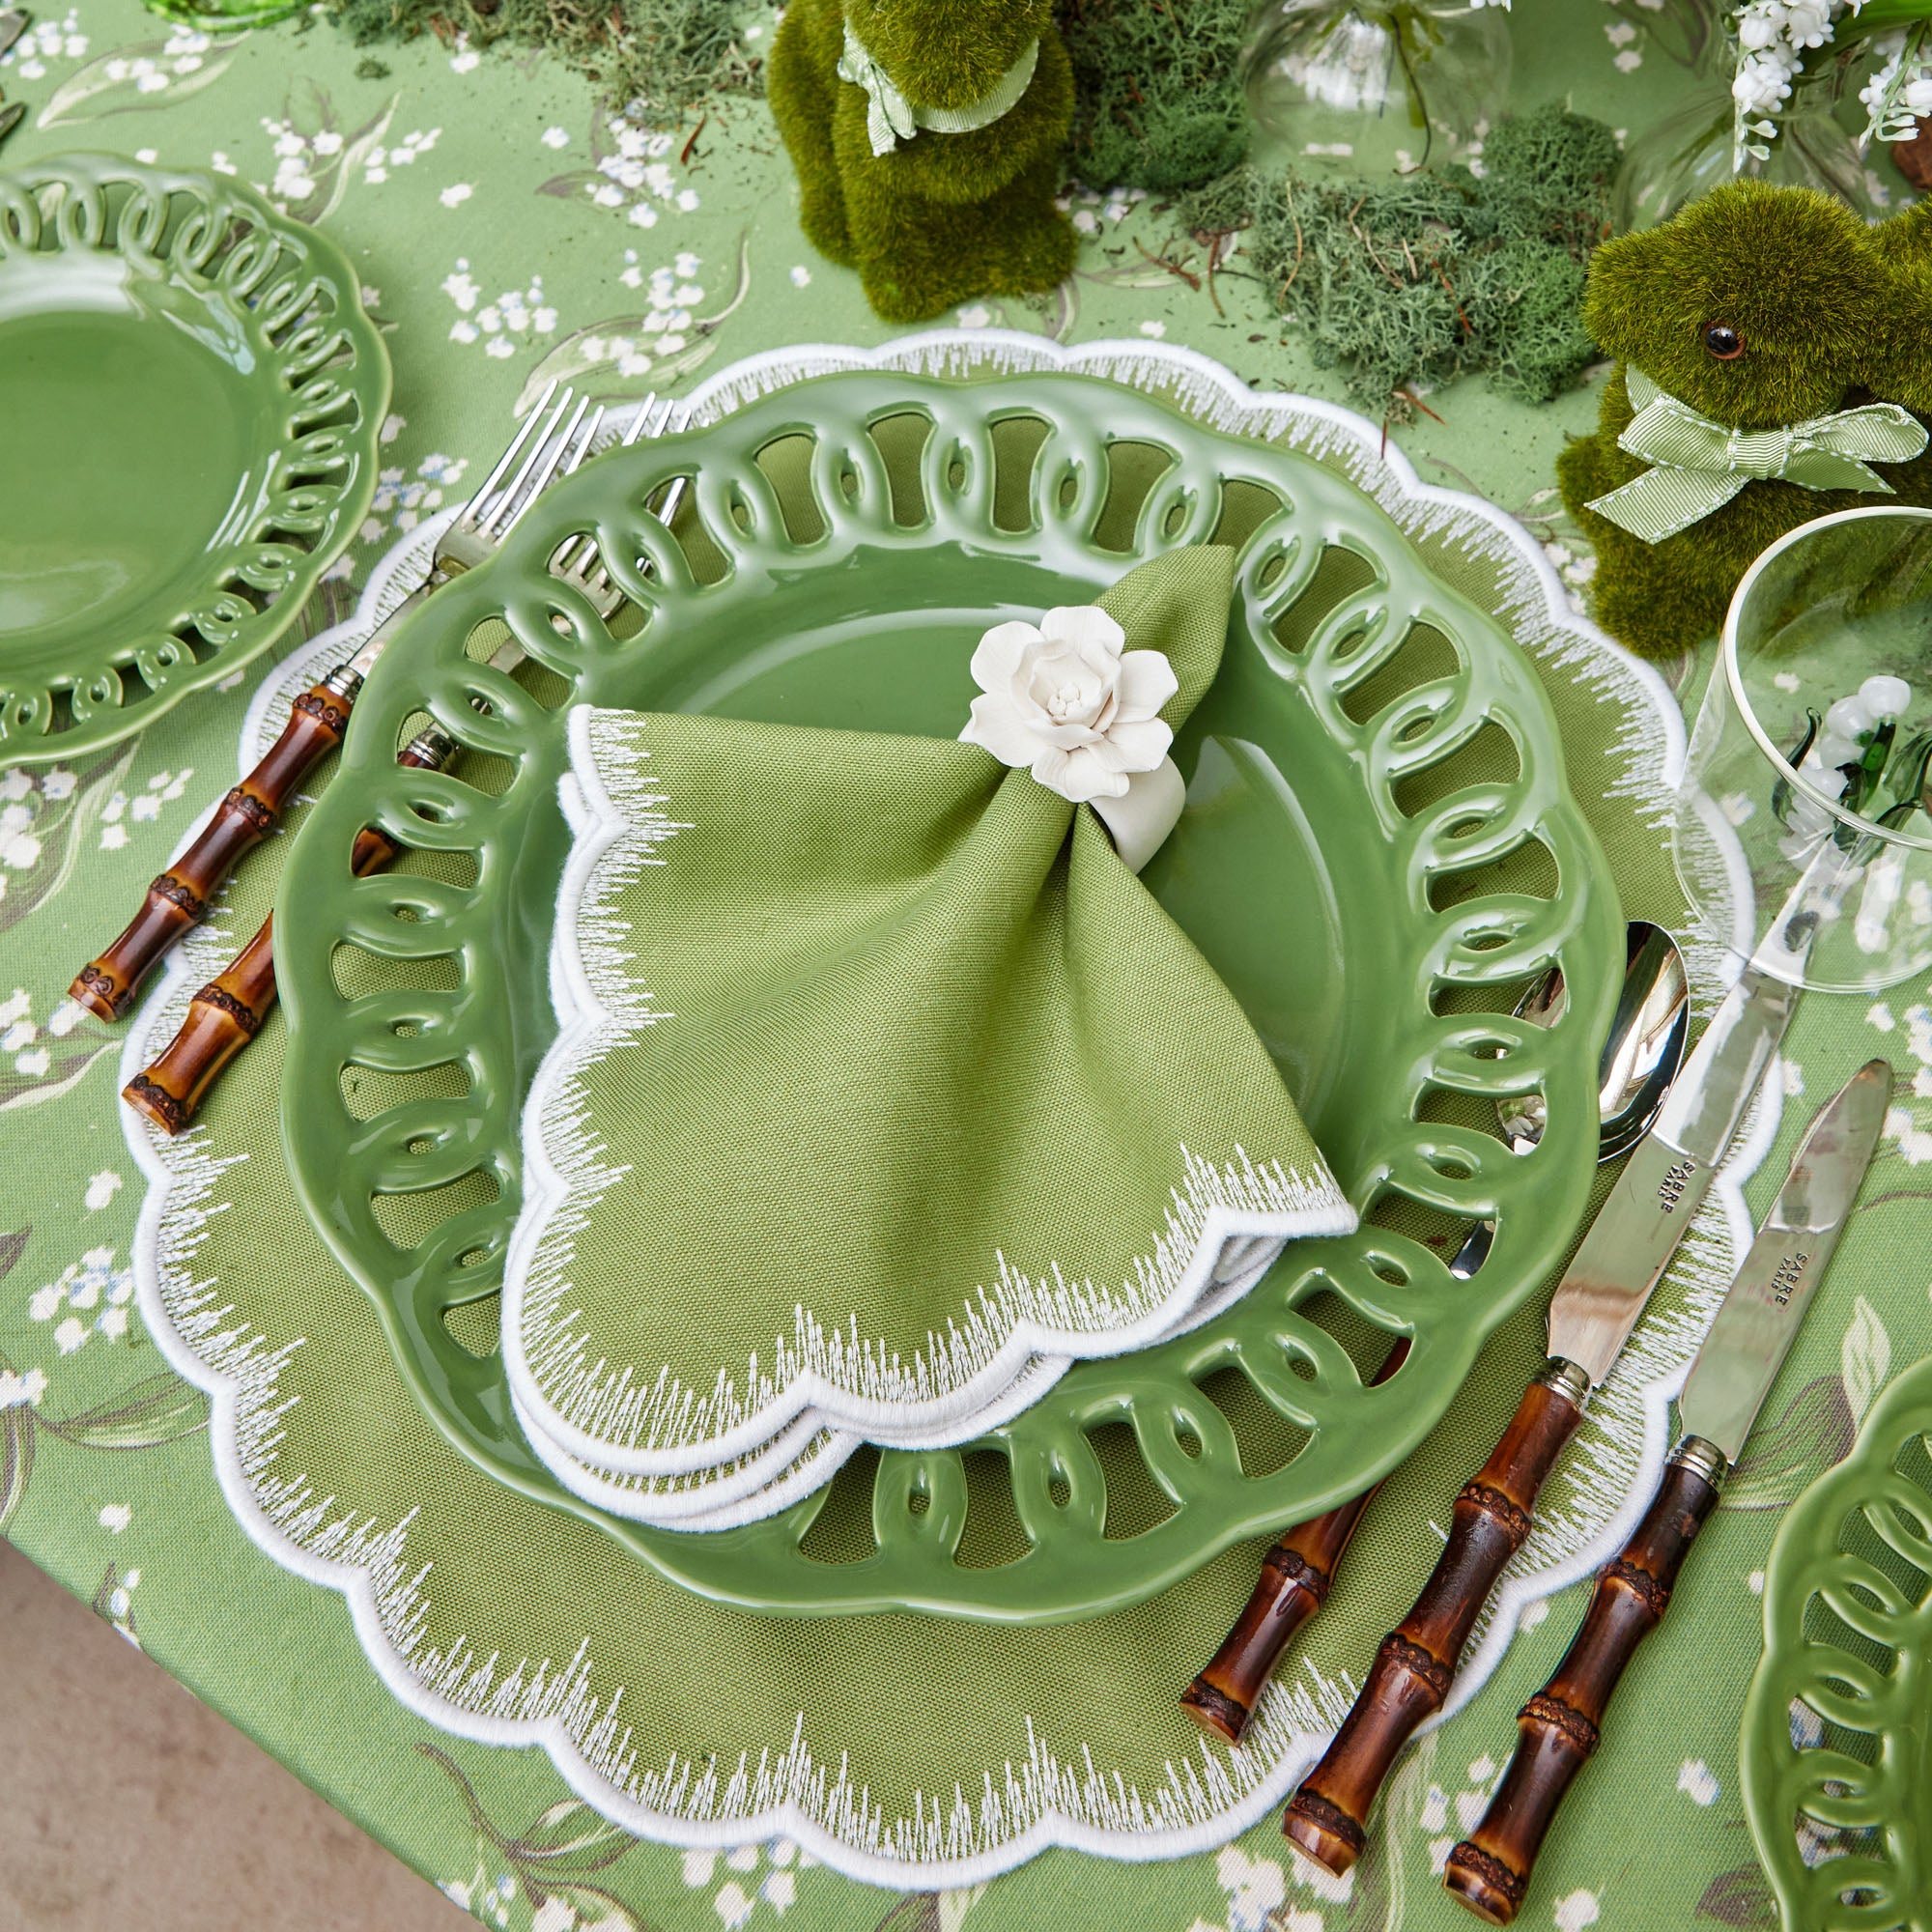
[837,23,1039,157]
[1586,368,1929,544]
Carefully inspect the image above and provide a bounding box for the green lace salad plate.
[0,153,388,760]
[1742,1348,1932,1928]
[273,366,1622,1621]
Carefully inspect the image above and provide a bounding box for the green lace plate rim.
[271,348,1622,1616]
[1742,1348,1932,1929]
[124,334,1761,1886]
[0,151,388,761]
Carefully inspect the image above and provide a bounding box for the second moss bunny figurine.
[1560,180,1932,660]
[769,0,1076,323]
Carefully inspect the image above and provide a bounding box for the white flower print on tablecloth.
[0,7,86,80]
[681,1840,811,1926]
[94,1561,142,1646]
[510,249,727,407]
[97,767,195,853]
[359,451,470,547]
[1184,1843,1353,1932]
[246,90,413,223]
[443,260,560,361]
[0,1364,47,1409]
[1053,184,1149,237]
[26,1245,139,1357]
[540,109,701,229]
[31,26,239,128]
[1873,996,1932,1164]
[1552,1891,1602,1932]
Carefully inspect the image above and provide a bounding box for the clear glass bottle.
[1242,0,1514,178]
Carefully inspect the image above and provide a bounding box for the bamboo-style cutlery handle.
[71,663,364,1021]
[1442,1446,1722,1924]
[1182,1339,1410,1745]
[1282,1362,1589,1874]
[123,726,453,1135]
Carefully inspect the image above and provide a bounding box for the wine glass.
[1675,507,1932,994]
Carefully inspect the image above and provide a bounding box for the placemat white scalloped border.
[126,330,1771,1889]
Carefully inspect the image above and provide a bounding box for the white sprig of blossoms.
[1729,0,1932,163]
[1860,24,1932,144]
[1732,0,1848,161]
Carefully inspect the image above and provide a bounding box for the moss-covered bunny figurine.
[769,0,1076,323]
[1559,180,1932,660]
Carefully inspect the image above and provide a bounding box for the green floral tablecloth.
[2,3,1927,1927]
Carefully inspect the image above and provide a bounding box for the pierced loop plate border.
[1743,1350,1932,1929]
[271,357,1622,1623]
[0,152,388,759]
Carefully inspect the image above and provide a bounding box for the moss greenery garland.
[314,0,1249,200]
[1182,104,1620,419]
[320,0,761,119]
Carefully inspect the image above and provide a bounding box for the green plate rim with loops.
[1742,1349,1932,1927]
[274,368,1621,1622]
[0,152,389,759]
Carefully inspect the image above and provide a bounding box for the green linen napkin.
[503,548,1354,1489]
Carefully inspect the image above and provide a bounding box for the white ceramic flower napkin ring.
[961,602,1186,871]
[501,549,1353,1518]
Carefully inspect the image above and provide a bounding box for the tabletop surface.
[1,4,1925,1929]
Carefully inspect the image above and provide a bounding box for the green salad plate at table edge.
[1742,1345,1932,1930]
[271,368,1625,1623]
[0,153,388,760]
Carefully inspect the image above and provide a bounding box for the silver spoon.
[1183,920,1690,1746]
[1452,920,1690,1277]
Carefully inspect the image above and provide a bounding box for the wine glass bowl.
[1675,506,1932,993]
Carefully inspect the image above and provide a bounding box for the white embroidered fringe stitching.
[502,701,1356,1482]
[128,334,1770,1889]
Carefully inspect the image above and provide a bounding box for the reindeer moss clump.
[1056,0,1250,193]
[1183,104,1619,414]
[322,0,757,118]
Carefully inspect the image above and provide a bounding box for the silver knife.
[1546,957,1802,1394]
[1442,1058,1891,1926]
[1671,1055,1891,1476]
[0,12,26,62]
[1545,817,1869,1397]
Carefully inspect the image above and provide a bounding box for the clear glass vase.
[1614,49,1880,230]
[1602,0,1725,75]
[1242,0,1514,178]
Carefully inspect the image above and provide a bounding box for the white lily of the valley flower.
[959,603,1184,869]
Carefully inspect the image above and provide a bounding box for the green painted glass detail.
[275,370,1622,1622]
[1742,1350,1932,1929]
[0,152,389,760]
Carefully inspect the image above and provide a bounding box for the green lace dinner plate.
[1742,1350,1932,1929]
[0,153,388,759]
[273,370,1622,1621]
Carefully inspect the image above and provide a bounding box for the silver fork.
[550,392,694,621]
[335,381,605,696]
